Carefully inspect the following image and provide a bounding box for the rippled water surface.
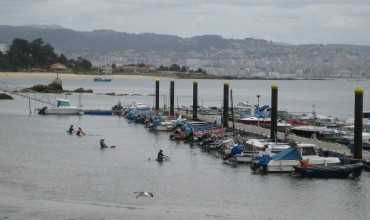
[0,76,370,219]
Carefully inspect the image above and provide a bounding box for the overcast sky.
[1,0,370,45]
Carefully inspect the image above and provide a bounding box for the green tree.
[180,65,188,72]
[7,38,31,70]
[169,64,180,72]
[0,38,93,72]
[58,54,68,65]
[74,57,92,71]
[196,68,207,74]
[0,51,11,71]
[29,38,57,68]
[158,65,168,71]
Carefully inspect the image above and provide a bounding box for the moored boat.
[293,163,363,178]
[38,99,83,115]
[364,161,370,172]
[94,76,112,82]
[290,125,343,141]
[252,143,341,173]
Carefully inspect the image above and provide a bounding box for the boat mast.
[28,96,32,115]
[231,89,235,137]
[78,93,82,108]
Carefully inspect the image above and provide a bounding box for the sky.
[1,0,370,45]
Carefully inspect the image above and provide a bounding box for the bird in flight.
[134,191,154,199]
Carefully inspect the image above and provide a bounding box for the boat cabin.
[56,99,72,107]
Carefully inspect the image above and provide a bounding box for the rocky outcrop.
[72,88,93,93]
[0,93,14,100]
[22,82,63,93]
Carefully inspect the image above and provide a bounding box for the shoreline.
[0,71,332,80]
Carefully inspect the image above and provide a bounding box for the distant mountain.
[1,25,370,78]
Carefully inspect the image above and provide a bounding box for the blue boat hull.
[294,163,363,178]
[84,110,113,115]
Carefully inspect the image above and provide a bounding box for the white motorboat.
[94,76,112,82]
[38,99,83,115]
[264,143,340,172]
[227,139,291,164]
[235,101,253,118]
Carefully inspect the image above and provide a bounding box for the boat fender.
[299,159,311,168]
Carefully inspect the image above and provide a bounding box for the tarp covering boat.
[271,147,302,161]
[231,144,244,155]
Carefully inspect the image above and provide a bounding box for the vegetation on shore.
[0,38,92,72]
[157,64,207,74]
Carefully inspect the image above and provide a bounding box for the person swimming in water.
[100,139,108,149]
[76,127,85,136]
[157,149,165,162]
[67,125,74,134]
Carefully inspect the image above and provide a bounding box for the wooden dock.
[180,111,370,160]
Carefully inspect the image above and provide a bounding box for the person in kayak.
[157,149,164,162]
[100,139,108,149]
[67,125,74,135]
[76,127,86,136]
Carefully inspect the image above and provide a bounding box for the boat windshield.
[57,100,71,107]
[301,147,316,156]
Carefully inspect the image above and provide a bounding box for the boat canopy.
[56,99,71,107]
[271,147,302,161]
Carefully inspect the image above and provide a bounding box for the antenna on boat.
[312,104,317,126]
[28,96,32,115]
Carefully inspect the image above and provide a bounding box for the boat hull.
[84,110,113,115]
[43,107,83,115]
[294,163,363,178]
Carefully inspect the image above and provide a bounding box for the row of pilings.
[154,80,365,160]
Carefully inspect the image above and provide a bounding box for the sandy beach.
[0,72,175,80]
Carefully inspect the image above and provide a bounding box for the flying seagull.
[134,191,154,199]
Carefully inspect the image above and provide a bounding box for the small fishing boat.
[246,139,290,155]
[235,101,253,119]
[111,101,125,115]
[38,99,83,115]
[239,117,271,126]
[290,125,343,141]
[364,163,370,172]
[252,144,341,173]
[341,132,370,151]
[148,115,185,132]
[198,107,219,115]
[293,163,363,178]
[94,76,112,82]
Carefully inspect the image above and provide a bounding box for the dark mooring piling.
[155,80,160,111]
[223,83,229,128]
[270,84,278,141]
[170,81,175,116]
[193,81,198,120]
[354,86,364,159]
